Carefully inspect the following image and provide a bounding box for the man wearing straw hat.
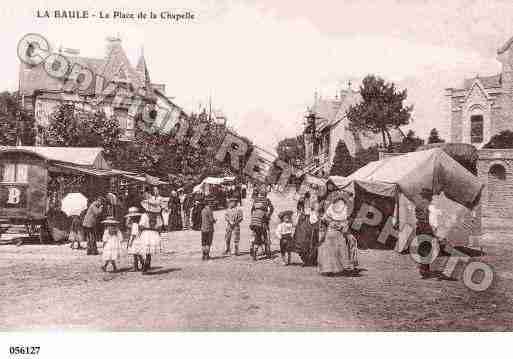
[224,197,243,255]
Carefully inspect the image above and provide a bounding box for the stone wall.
[477,149,513,229]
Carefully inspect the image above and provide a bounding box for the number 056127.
[9,346,40,355]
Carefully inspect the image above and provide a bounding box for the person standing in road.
[83,197,104,255]
[200,202,216,260]
[415,188,436,279]
[182,192,193,230]
[100,217,124,273]
[224,197,243,255]
[168,190,183,231]
[139,198,163,273]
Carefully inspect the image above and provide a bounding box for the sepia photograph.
[1,0,512,357]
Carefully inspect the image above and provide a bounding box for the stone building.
[446,36,513,147]
[476,148,513,229]
[303,86,403,176]
[18,36,173,144]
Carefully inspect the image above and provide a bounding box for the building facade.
[303,87,403,176]
[446,36,513,147]
[19,37,171,144]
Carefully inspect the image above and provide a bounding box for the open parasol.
[61,192,88,217]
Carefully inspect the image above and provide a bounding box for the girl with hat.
[139,198,163,273]
[317,191,356,275]
[101,217,124,273]
[125,207,143,271]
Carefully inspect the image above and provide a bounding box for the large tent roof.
[330,148,482,209]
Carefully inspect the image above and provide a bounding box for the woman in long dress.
[139,198,163,273]
[293,198,319,266]
[317,192,357,275]
[167,190,183,231]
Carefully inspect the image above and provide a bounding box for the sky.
[2,0,513,152]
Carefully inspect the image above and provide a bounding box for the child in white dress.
[101,217,124,273]
[125,207,143,271]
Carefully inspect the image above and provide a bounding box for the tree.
[111,111,245,182]
[399,129,424,153]
[0,91,35,146]
[347,75,412,150]
[329,140,353,176]
[276,135,305,167]
[427,128,445,144]
[353,145,380,170]
[484,130,513,149]
[45,104,121,160]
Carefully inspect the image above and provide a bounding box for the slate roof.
[20,41,147,96]
[463,74,502,89]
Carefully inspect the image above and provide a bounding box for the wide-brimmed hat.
[102,216,119,225]
[278,210,293,221]
[141,199,162,213]
[331,190,352,204]
[125,207,141,218]
[420,188,433,199]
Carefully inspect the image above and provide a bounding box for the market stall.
[329,148,483,250]
[0,146,126,243]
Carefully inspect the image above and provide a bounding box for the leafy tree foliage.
[329,140,353,176]
[399,129,424,152]
[111,111,248,185]
[45,104,121,160]
[353,146,380,170]
[427,128,445,144]
[276,135,305,167]
[0,91,35,146]
[483,130,513,149]
[347,75,412,150]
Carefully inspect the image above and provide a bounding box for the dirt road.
[1,193,512,331]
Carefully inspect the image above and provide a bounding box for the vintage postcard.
[0,0,512,357]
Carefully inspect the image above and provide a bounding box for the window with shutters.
[1,163,28,183]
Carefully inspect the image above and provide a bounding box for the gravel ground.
[1,192,512,331]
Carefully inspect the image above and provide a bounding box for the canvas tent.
[193,177,231,193]
[329,148,483,250]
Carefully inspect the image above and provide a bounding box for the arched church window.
[489,163,506,180]
[470,115,483,143]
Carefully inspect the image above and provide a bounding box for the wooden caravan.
[0,148,48,223]
[0,146,123,244]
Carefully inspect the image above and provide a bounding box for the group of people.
[67,179,363,276]
[286,181,359,275]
